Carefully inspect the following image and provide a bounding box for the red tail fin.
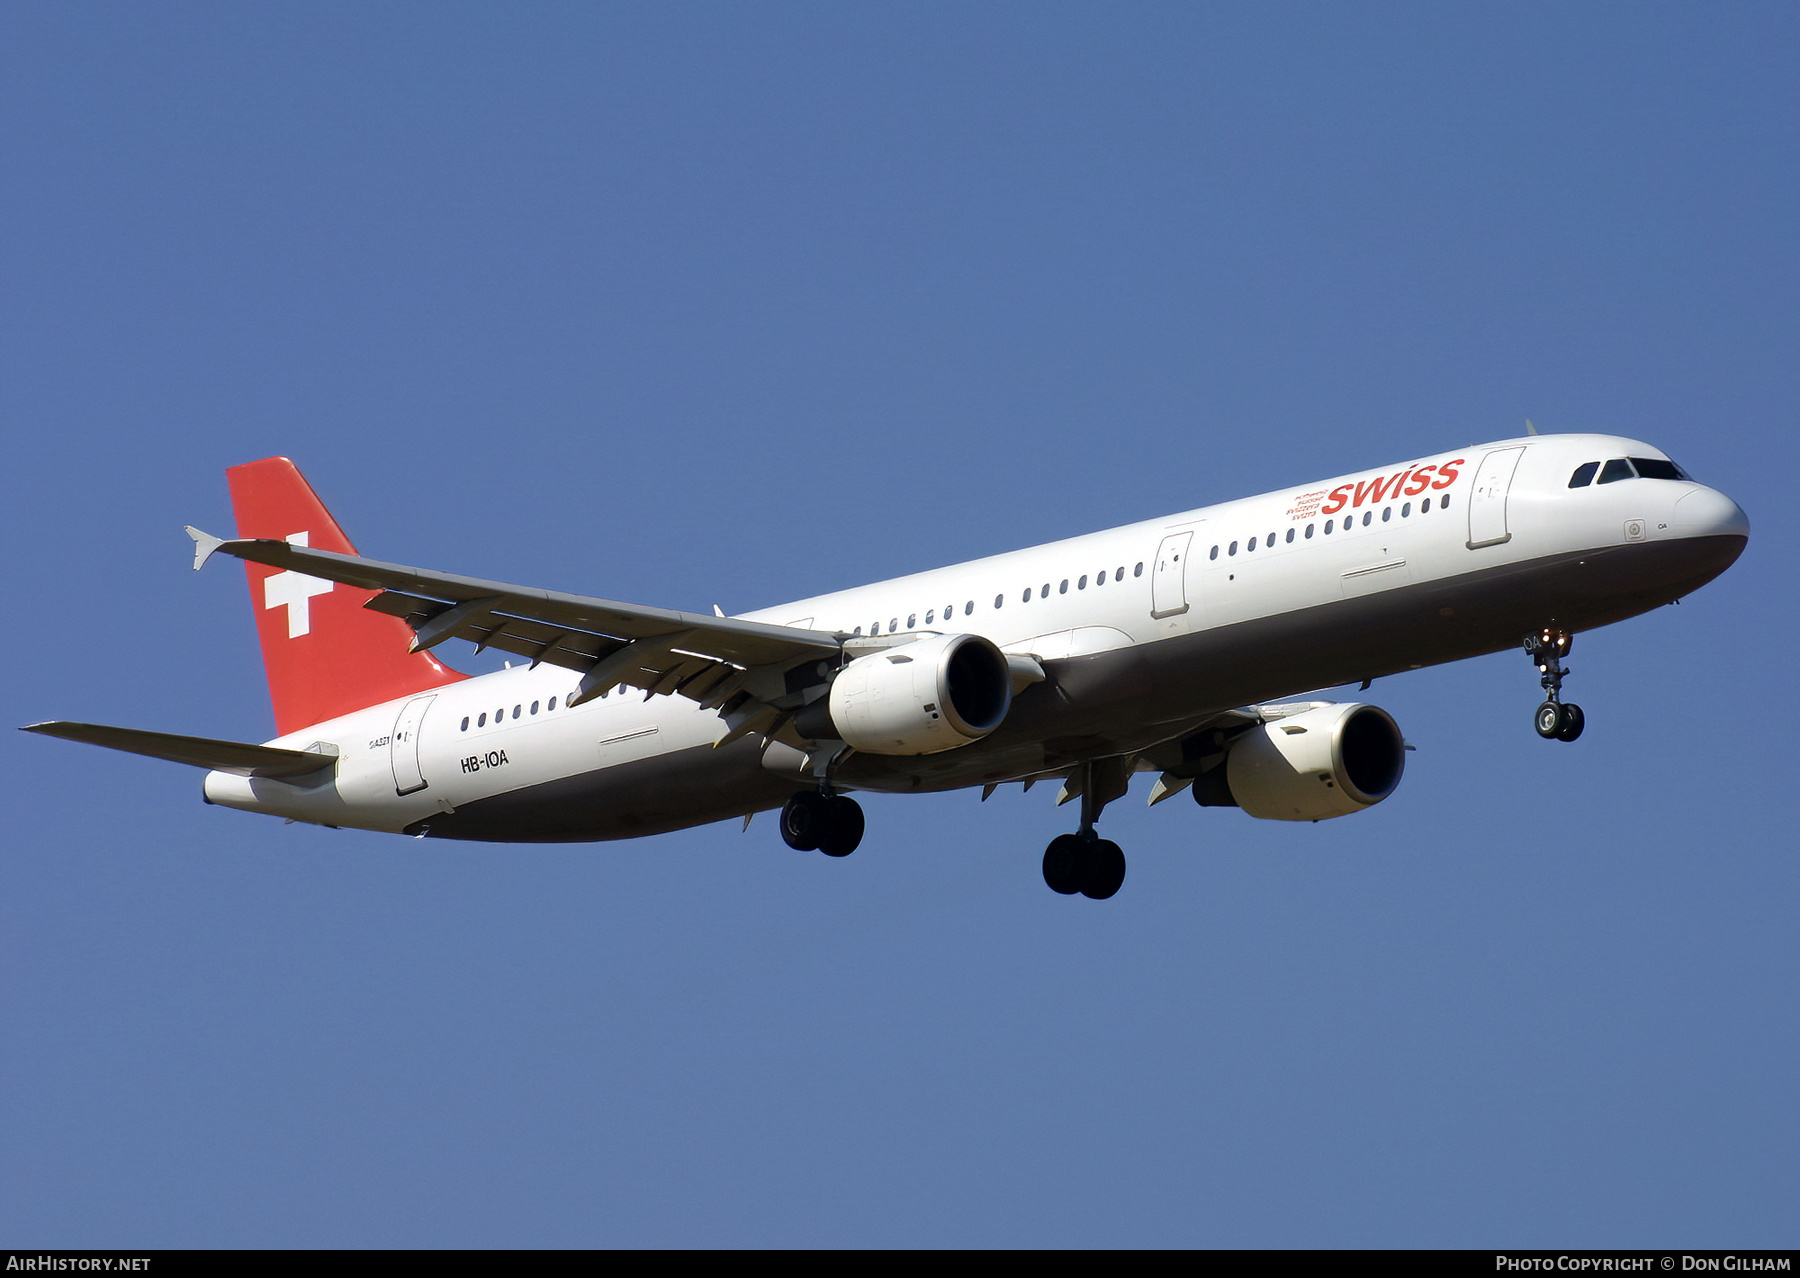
[227,458,466,737]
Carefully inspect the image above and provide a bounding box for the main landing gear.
[1041,759,1129,900]
[1524,628,1585,743]
[780,788,865,857]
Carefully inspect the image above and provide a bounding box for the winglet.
[186,526,226,571]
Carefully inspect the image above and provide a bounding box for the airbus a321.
[26,434,1747,899]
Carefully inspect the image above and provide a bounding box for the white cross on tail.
[262,532,336,638]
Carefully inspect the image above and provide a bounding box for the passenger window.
[1324,520,1333,534]
[461,716,470,731]
[1228,543,1237,557]
[1247,536,1257,551]
[478,713,487,727]
[1265,534,1274,548]
[1134,562,1143,577]
[925,610,934,625]
[1210,545,1219,561]
[1285,528,1295,543]
[965,601,974,616]
[994,595,1004,609]
[1598,458,1634,484]
[548,697,557,711]
[1569,461,1600,488]
[1420,496,1432,512]
[1362,511,1372,526]
[1114,568,1124,582]
[1078,575,1088,588]
[1402,502,1411,517]
[1060,579,1069,593]
[1023,587,1032,602]
[1441,494,1452,510]
[853,625,862,636]
[1382,507,1391,522]
[945,604,953,619]
[513,705,521,719]
[1042,582,1051,597]
[1630,457,1685,480]
[531,701,539,715]
[890,618,899,633]
[1305,524,1314,538]
[907,614,916,628]
[1095,568,1105,585]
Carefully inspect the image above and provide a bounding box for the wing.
[190,530,844,739]
[974,701,1337,807]
[24,721,339,779]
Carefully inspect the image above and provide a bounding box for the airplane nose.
[1673,487,1750,540]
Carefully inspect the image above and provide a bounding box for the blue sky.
[3,3,1795,1247]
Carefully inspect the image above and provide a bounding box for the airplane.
[25,433,1747,900]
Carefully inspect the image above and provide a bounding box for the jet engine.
[796,633,1013,755]
[1193,703,1405,821]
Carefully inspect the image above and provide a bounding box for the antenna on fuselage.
[1526,419,1540,436]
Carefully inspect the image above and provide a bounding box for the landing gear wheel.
[783,792,865,855]
[1079,839,1127,900]
[1525,630,1581,743]
[816,796,864,857]
[1043,833,1127,898]
[780,792,825,852]
[1042,834,1086,895]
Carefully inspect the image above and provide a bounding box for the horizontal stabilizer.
[21,721,338,779]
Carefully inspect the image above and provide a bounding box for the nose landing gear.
[1524,629,1584,742]
[780,788,865,857]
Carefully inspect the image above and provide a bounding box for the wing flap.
[23,722,339,779]
[363,591,615,674]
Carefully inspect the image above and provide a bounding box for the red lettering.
[1321,485,1352,515]
[1404,466,1435,496]
[1432,458,1464,489]
[1365,472,1404,504]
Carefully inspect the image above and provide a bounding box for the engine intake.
[797,633,1013,755]
[1198,703,1405,821]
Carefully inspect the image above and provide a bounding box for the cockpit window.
[1569,461,1600,488]
[1629,457,1688,481]
[1597,458,1635,484]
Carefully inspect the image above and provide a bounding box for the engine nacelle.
[1211,703,1405,821]
[801,633,1013,755]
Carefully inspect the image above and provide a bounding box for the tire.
[1555,703,1585,743]
[1042,834,1086,895]
[780,792,823,852]
[817,796,864,857]
[1080,839,1127,900]
[1534,701,1565,739]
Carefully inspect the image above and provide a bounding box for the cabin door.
[1150,531,1194,619]
[390,695,436,796]
[1466,447,1526,549]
